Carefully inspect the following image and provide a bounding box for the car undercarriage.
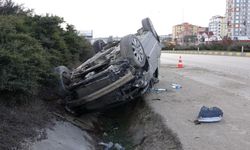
[55,18,161,115]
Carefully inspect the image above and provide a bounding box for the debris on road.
[114,143,125,150]
[103,132,108,137]
[171,83,182,89]
[98,142,125,150]
[152,98,161,101]
[150,88,167,94]
[98,142,114,150]
[197,106,223,123]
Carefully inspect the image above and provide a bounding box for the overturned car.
[55,18,161,114]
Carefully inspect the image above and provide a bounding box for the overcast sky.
[16,0,226,38]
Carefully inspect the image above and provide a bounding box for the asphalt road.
[145,53,250,150]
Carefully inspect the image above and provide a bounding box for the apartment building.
[226,0,250,40]
[209,15,228,40]
[172,23,207,45]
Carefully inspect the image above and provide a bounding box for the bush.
[0,16,52,102]
[172,45,197,51]
[228,43,250,52]
[0,0,93,103]
[171,42,250,52]
[203,43,226,51]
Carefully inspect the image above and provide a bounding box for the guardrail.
[162,50,250,57]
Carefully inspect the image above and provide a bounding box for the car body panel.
[138,32,161,79]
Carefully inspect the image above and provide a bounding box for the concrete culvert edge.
[23,96,182,150]
[98,98,183,150]
[128,99,183,150]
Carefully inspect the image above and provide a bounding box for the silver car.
[55,18,161,115]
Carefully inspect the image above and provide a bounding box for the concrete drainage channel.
[96,98,183,150]
[31,98,182,150]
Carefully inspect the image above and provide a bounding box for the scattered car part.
[98,142,113,150]
[150,88,167,94]
[114,143,125,150]
[197,106,223,123]
[171,83,182,89]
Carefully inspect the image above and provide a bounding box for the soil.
[128,99,182,150]
[0,89,183,150]
[0,99,52,150]
[98,98,183,150]
[0,98,99,150]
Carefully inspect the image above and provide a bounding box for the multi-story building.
[221,17,228,38]
[172,23,207,45]
[197,31,215,44]
[209,15,228,40]
[226,0,250,40]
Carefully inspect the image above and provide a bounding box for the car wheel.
[93,40,105,53]
[142,18,160,42]
[120,34,146,68]
[54,66,71,97]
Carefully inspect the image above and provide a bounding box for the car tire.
[120,34,146,68]
[93,40,105,53]
[142,18,160,42]
[54,66,71,97]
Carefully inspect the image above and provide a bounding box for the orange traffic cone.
[177,56,184,68]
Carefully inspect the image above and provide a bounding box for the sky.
[16,0,226,38]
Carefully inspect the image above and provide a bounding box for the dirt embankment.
[0,96,182,150]
[0,100,52,150]
[128,99,182,150]
[99,98,183,150]
[0,98,98,150]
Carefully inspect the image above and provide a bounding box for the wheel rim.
[131,38,144,63]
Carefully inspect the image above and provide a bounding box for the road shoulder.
[145,65,250,150]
